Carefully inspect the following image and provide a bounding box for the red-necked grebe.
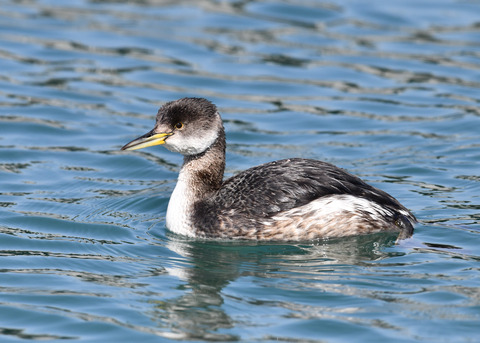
[121,97,415,241]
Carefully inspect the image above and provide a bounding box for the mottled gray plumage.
[122,97,416,241]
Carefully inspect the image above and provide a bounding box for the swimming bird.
[121,97,415,241]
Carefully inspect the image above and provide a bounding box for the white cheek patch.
[165,128,219,156]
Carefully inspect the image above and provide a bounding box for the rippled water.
[1,0,479,341]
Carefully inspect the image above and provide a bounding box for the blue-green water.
[1,0,479,341]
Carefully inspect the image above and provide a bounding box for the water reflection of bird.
[121,97,416,241]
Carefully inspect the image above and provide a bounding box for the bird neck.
[180,128,226,196]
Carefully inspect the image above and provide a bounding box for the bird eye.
[175,122,184,130]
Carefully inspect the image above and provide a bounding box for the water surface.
[0,0,479,342]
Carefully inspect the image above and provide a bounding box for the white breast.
[165,171,196,237]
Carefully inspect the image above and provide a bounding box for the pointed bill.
[121,132,173,151]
